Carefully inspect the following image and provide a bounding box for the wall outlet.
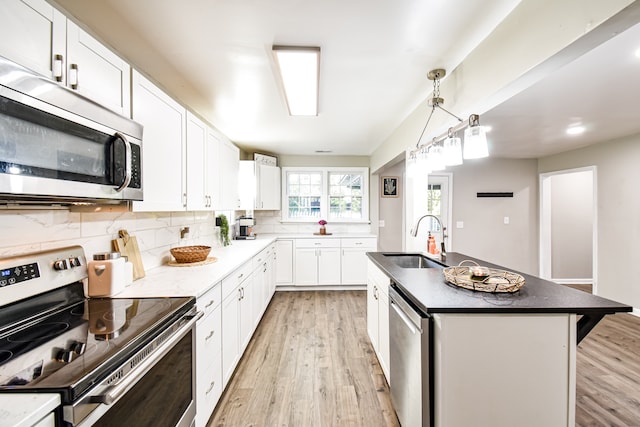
[456,221,464,229]
[504,216,510,225]
[379,220,385,227]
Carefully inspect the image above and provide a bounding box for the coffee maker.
[236,217,255,239]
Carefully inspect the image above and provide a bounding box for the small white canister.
[88,252,126,297]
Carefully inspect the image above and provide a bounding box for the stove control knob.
[68,257,82,268]
[56,349,74,363]
[53,259,68,271]
[70,341,86,355]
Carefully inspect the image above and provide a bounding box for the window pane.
[328,172,364,220]
[426,184,442,231]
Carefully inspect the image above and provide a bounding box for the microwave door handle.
[114,132,132,193]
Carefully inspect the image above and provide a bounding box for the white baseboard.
[551,278,593,285]
[276,285,366,291]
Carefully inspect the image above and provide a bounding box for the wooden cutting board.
[112,229,145,280]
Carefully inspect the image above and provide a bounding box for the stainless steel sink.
[382,253,445,269]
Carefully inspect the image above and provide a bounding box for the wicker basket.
[170,245,211,263]
[443,260,525,293]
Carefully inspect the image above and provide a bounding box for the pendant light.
[463,114,489,159]
[443,128,463,166]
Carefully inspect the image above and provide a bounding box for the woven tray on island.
[443,260,525,293]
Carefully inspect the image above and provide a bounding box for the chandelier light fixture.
[410,69,488,169]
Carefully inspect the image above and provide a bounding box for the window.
[282,167,369,222]
[425,183,442,232]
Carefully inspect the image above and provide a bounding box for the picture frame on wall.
[381,176,399,198]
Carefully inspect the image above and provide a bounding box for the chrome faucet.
[410,214,447,259]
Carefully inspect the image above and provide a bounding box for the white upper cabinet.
[186,112,208,211]
[219,138,240,210]
[239,161,281,211]
[131,70,186,212]
[0,0,65,79]
[256,163,281,210]
[66,21,131,116]
[0,0,130,116]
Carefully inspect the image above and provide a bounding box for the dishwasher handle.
[389,285,425,333]
[390,298,421,334]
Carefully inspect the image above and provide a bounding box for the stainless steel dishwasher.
[389,284,432,427]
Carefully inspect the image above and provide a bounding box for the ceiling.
[56,0,522,156]
[55,0,640,160]
[481,21,640,159]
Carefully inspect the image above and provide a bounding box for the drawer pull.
[314,243,321,245]
[205,330,215,340]
[205,299,215,308]
[206,381,215,394]
[238,273,244,280]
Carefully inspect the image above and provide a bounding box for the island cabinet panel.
[433,313,576,427]
[366,260,391,381]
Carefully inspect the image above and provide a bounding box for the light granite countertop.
[0,394,60,427]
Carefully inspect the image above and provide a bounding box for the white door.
[341,248,367,284]
[0,0,66,80]
[239,277,254,351]
[407,172,452,252]
[131,71,186,212]
[540,167,596,290]
[256,164,281,210]
[206,130,221,209]
[275,240,294,285]
[66,21,131,116]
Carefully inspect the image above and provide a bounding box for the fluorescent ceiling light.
[273,46,320,116]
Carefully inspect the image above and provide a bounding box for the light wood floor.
[208,291,399,427]
[208,290,640,427]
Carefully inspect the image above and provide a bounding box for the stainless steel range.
[0,246,198,426]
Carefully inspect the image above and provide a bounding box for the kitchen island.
[367,251,632,427]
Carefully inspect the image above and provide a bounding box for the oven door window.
[0,95,115,185]
[92,332,193,427]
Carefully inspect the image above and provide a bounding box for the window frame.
[281,166,370,223]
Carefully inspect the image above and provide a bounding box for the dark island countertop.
[367,251,632,343]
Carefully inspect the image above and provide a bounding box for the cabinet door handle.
[182,193,187,207]
[206,381,215,394]
[53,54,64,82]
[205,299,215,308]
[69,63,79,89]
[238,288,242,300]
[205,329,215,340]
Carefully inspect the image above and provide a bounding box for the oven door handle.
[90,311,202,405]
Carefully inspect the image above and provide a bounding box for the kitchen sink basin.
[382,253,445,269]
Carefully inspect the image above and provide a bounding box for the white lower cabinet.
[195,284,223,427]
[291,237,376,286]
[341,238,377,284]
[367,260,391,382]
[294,239,341,285]
[275,240,294,286]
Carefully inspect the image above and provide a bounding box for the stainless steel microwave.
[0,55,143,207]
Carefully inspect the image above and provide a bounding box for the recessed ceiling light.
[273,46,320,116]
[566,125,585,135]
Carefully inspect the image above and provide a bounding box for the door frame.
[539,166,597,291]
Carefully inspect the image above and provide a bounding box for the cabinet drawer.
[221,262,253,300]
[197,283,222,315]
[295,238,340,248]
[341,237,377,249]
[252,247,270,270]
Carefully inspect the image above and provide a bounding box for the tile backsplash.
[0,209,222,270]
[251,210,372,235]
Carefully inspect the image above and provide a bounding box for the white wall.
[448,158,539,274]
[550,171,593,280]
[539,133,640,308]
[0,210,222,271]
[377,161,405,251]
